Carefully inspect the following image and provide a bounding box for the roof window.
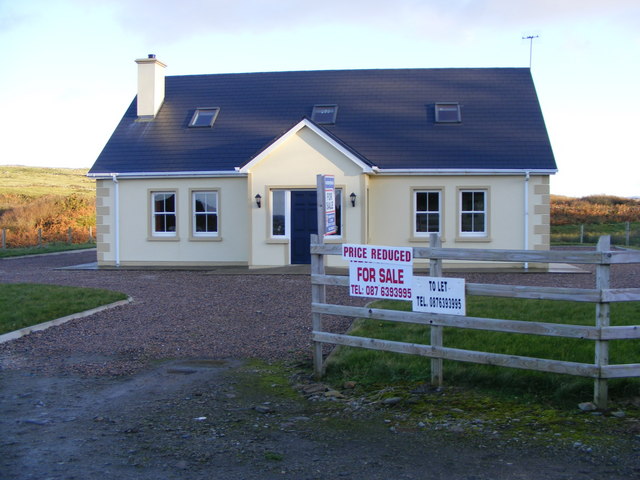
[311,105,338,125]
[435,103,461,123]
[189,108,220,128]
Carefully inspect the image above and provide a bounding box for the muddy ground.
[2,357,640,480]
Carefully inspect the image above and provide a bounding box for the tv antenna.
[522,35,539,69]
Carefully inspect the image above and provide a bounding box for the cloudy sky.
[0,0,638,197]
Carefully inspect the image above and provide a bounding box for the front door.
[290,190,317,264]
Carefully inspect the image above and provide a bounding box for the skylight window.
[311,105,338,125]
[189,108,220,128]
[435,103,461,123]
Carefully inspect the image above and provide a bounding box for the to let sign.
[412,276,466,315]
[343,244,413,301]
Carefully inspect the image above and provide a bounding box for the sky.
[0,0,638,198]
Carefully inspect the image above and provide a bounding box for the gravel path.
[0,248,637,376]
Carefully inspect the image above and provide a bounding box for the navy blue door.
[291,191,317,264]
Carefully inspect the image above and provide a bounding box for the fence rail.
[310,234,640,409]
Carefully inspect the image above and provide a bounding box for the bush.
[551,195,640,226]
[0,193,95,248]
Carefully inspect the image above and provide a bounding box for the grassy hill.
[0,166,94,198]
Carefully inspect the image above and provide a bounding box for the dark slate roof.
[89,68,557,175]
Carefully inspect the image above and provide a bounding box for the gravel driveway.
[1,249,639,480]
[0,248,637,376]
[0,250,368,375]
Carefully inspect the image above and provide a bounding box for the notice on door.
[412,276,466,315]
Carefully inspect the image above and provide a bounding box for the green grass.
[0,283,127,335]
[325,297,640,405]
[0,242,95,258]
[0,166,94,198]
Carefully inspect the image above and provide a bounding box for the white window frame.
[151,191,177,237]
[413,189,441,237]
[191,190,219,238]
[269,188,343,239]
[189,107,220,128]
[270,190,290,238]
[459,189,487,237]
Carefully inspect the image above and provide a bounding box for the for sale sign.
[412,276,466,315]
[344,244,413,301]
[324,175,337,235]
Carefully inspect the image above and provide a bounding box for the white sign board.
[412,276,466,315]
[324,175,337,235]
[344,244,413,301]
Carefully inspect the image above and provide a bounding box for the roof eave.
[370,168,558,176]
[87,170,246,180]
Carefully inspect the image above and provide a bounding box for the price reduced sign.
[343,244,413,300]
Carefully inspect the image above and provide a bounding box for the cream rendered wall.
[96,176,248,267]
[368,174,551,268]
[248,126,367,267]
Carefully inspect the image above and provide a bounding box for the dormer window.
[311,105,338,125]
[435,103,461,123]
[189,108,220,128]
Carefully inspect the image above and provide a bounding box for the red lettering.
[378,267,404,284]
[357,266,376,282]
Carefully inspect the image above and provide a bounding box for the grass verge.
[324,297,640,407]
[0,242,95,258]
[0,283,128,335]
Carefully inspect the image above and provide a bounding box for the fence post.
[594,235,611,408]
[2,228,6,249]
[67,227,73,245]
[580,224,584,244]
[37,228,42,247]
[311,174,327,378]
[429,233,444,387]
[626,221,630,247]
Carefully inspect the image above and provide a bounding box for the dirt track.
[1,250,639,479]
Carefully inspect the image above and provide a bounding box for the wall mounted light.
[350,192,357,207]
[255,194,262,208]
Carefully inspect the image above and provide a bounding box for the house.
[88,55,557,269]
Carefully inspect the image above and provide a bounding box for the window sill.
[455,235,491,243]
[189,235,222,242]
[148,235,180,242]
[267,238,289,244]
[410,235,446,244]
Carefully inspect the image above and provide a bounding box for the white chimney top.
[135,54,167,118]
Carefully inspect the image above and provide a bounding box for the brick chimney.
[135,54,166,118]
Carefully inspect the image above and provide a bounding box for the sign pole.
[311,175,327,378]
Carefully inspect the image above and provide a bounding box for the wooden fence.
[310,234,640,408]
[1,227,94,249]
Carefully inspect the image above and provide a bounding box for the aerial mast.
[522,35,539,69]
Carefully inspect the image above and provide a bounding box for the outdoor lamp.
[350,192,356,207]
[255,194,262,208]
